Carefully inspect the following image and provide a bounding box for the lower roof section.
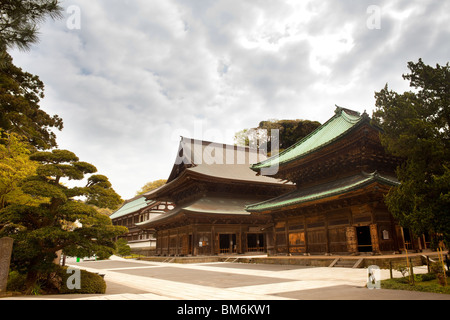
[110,196,157,220]
[136,195,266,229]
[245,171,399,213]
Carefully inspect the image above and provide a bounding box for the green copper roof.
[251,107,366,170]
[110,196,155,220]
[246,172,399,213]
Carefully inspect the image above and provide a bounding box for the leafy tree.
[136,179,167,196]
[0,0,63,51]
[115,238,131,256]
[235,119,321,153]
[0,149,128,293]
[373,59,450,249]
[0,130,39,209]
[0,51,63,150]
[85,174,123,210]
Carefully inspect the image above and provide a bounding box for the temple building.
[246,107,421,255]
[136,137,295,256]
[110,195,174,255]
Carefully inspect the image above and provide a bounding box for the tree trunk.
[24,270,39,295]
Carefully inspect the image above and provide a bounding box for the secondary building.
[110,195,174,255]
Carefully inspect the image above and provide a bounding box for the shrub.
[6,271,26,293]
[416,273,436,282]
[58,266,106,294]
[116,238,131,256]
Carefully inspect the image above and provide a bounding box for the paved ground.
[3,255,449,301]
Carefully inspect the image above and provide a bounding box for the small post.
[426,256,430,273]
[389,261,393,279]
[0,237,14,295]
[409,258,415,285]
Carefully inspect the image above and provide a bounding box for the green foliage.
[381,273,450,294]
[136,179,167,196]
[6,270,26,293]
[258,119,322,151]
[0,130,42,209]
[234,119,321,153]
[58,267,106,294]
[0,52,63,149]
[0,149,127,292]
[0,0,63,51]
[115,238,131,256]
[396,265,409,278]
[7,266,107,295]
[85,175,123,210]
[373,59,450,246]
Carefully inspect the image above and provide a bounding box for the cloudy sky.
[10,0,450,200]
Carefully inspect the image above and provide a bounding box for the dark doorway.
[247,233,265,252]
[219,234,236,254]
[356,226,372,252]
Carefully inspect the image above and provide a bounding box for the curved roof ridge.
[251,107,366,170]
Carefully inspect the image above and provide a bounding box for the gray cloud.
[10,0,450,199]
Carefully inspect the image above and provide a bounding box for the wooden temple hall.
[112,107,424,256]
[135,137,295,256]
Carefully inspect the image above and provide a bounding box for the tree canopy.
[373,58,450,248]
[0,51,63,150]
[0,0,63,51]
[0,149,127,292]
[0,130,39,210]
[136,179,167,196]
[235,119,321,154]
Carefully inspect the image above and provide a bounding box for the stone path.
[4,255,448,300]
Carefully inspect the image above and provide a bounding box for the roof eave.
[246,173,399,213]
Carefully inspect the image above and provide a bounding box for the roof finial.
[362,109,370,119]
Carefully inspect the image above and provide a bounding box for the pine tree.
[0,149,127,293]
[0,0,63,51]
[373,59,450,249]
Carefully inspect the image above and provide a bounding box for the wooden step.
[329,258,364,268]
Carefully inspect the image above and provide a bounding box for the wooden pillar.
[192,226,198,256]
[285,218,290,255]
[346,226,358,254]
[370,224,381,254]
[167,230,170,255]
[265,226,275,256]
[210,226,216,255]
[325,216,330,255]
[239,226,244,254]
[304,215,309,255]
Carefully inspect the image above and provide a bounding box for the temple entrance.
[356,226,372,252]
[247,233,265,252]
[219,234,236,254]
[198,234,210,255]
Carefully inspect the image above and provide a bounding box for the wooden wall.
[269,202,408,255]
[155,223,266,256]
